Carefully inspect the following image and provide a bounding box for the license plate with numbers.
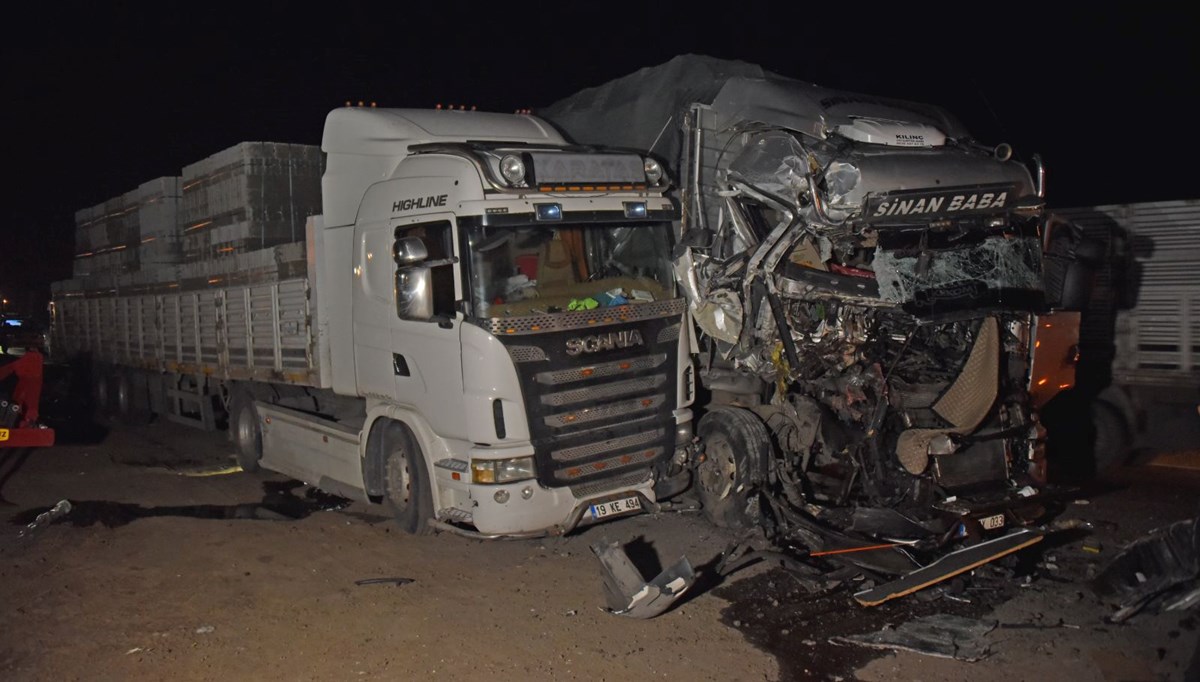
[980,514,1005,530]
[587,495,642,521]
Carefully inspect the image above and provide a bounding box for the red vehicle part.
[0,347,54,447]
[0,426,54,448]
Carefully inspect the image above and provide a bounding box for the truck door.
[353,215,466,438]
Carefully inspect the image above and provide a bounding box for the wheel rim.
[386,447,413,512]
[698,433,737,500]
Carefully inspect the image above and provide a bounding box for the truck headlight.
[471,456,536,484]
[500,154,527,185]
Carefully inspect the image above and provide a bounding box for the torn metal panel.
[591,540,696,619]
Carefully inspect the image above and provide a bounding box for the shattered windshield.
[465,222,676,318]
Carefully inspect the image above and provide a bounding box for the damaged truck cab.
[543,57,1090,549]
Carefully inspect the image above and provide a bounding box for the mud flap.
[591,540,696,619]
[853,528,1043,606]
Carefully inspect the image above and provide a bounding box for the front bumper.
[433,467,659,537]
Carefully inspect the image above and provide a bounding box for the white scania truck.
[50,107,695,537]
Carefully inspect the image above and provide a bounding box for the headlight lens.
[471,456,536,484]
[499,154,526,185]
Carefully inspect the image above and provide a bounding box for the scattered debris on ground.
[833,613,999,661]
[591,538,696,619]
[354,577,414,587]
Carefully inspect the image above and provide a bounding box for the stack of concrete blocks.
[180,142,323,263]
[72,176,182,281]
[135,177,183,269]
[177,241,307,289]
[72,198,138,278]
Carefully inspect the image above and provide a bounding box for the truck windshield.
[465,222,675,318]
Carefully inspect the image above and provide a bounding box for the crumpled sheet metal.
[591,540,696,619]
[691,289,743,345]
[726,132,811,201]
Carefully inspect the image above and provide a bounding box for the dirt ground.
[1,411,1198,680]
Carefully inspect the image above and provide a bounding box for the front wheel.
[695,406,772,529]
[384,425,435,535]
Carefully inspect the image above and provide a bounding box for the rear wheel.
[384,424,434,535]
[695,406,772,529]
[230,391,263,472]
[114,371,151,424]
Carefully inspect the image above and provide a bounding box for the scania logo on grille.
[565,330,645,356]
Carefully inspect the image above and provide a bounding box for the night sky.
[2,3,1195,315]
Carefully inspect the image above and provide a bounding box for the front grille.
[541,375,666,407]
[570,470,653,499]
[508,345,548,363]
[487,308,682,490]
[535,354,667,385]
[543,393,666,429]
[551,425,665,462]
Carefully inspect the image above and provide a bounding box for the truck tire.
[695,406,772,529]
[230,391,263,472]
[1092,399,1133,476]
[92,367,112,420]
[114,371,151,425]
[383,424,435,535]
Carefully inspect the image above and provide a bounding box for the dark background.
[2,2,1195,316]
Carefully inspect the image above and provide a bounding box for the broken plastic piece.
[590,539,695,619]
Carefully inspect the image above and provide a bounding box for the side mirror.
[396,266,433,321]
[393,236,429,265]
